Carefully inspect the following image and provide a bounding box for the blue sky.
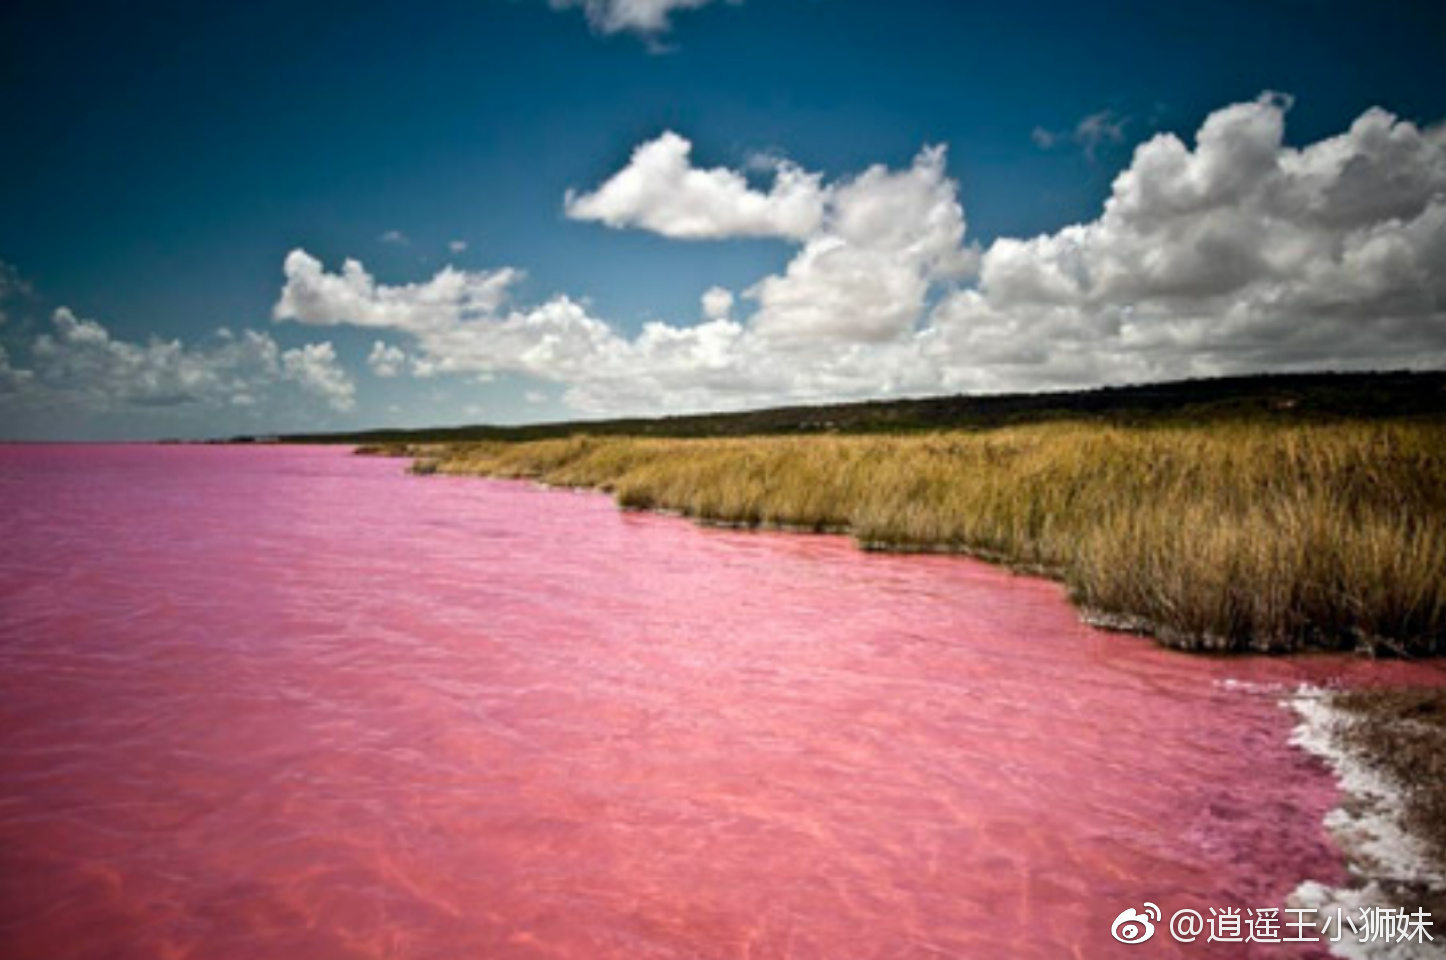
[2,0,1444,439]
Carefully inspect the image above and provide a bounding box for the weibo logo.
[1111,902,1161,944]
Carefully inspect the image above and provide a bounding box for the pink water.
[1,445,1441,959]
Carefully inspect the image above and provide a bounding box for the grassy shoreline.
[364,419,1446,927]
[369,420,1446,656]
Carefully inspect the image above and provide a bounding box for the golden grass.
[395,421,1446,654]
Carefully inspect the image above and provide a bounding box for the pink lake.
[1,444,1441,959]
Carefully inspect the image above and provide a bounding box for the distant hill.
[257,370,1446,444]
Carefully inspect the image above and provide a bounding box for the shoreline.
[371,433,1446,949]
[370,422,1446,657]
[1289,690,1446,958]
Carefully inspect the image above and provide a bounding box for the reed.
[398,420,1446,654]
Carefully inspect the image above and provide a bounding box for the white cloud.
[277,250,871,413]
[933,93,1446,388]
[379,229,410,246]
[565,131,827,240]
[274,250,522,331]
[276,251,621,385]
[3,308,356,414]
[569,137,975,342]
[367,340,408,377]
[276,95,1446,416]
[747,145,975,342]
[448,239,468,254]
[281,341,356,411]
[701,286,734,320]
[274,136,980,410]
[524,389,548,404]
[548,0,731,38]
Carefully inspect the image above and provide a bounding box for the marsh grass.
[398,421,1446,654]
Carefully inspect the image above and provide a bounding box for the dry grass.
[393,420,1446,654]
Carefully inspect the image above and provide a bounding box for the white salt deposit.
[1286,689,1444,959]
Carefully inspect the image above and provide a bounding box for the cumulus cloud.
[276,95,1446,416]
[568,136,974,341]
[747,145,975,342]
[367,340,408,377]
[276,249,907,413]
[276,250,636,390]
[701,286,734,320]
[941,93,1446,387]
[281,342,356,411]
[274,251,523,331]
[548,0,731,38]
[565,131,827,240]
[274,134,981,410]
[2,308,356,415]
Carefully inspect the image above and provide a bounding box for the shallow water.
[1,444,1441,959]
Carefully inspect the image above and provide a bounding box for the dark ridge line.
[238,369,1446,444]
